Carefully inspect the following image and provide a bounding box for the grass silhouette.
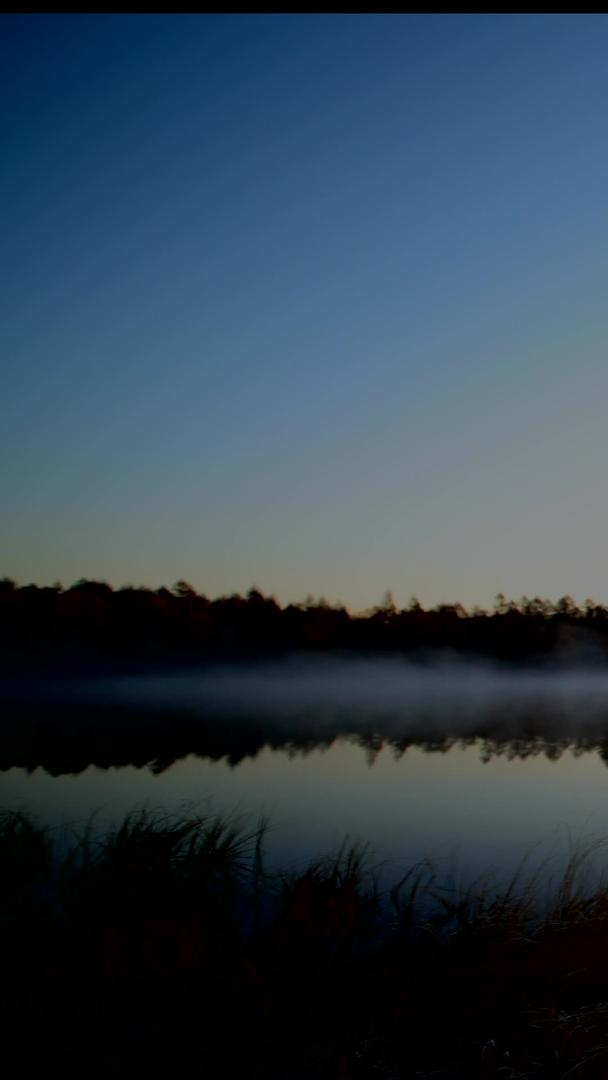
[3,807,608,1076]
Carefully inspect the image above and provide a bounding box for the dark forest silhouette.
[5,576,608,774]
[2,576,608,673]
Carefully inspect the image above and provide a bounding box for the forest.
[1,576,608,674]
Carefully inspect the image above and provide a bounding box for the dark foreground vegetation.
[4,808,608,1078]
[3,576,608,673]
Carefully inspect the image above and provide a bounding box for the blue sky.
[3,14,608,609]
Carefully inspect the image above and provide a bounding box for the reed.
[3,807,608,1077]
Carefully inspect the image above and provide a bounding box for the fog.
[64,654,608,736]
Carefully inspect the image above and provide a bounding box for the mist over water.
[69,654,608,736]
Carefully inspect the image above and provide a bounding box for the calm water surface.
[4,659,608,887]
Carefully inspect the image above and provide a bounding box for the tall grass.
[4,807,608,1077]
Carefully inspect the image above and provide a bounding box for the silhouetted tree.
[173,580,197,599]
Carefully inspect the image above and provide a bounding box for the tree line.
[2,576,608,672]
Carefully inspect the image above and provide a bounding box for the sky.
[3,14,608,612]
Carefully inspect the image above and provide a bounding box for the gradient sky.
[3,14,608,611]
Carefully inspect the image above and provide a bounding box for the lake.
[4,656,608,890]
